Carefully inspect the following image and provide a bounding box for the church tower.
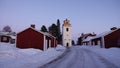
[62,19,72,46]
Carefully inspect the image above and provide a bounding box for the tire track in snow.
[39,46,119,68]
[82,49,119,68]
[40,46,85,68]
[68,47,85,68]
[39,47,71,68]
[63,47,85,68]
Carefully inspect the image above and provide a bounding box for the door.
[66,43,69,46]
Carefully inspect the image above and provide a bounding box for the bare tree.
[2,25,12,32]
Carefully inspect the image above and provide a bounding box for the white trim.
[98,40,100,45]
[89,41,92,45]
[15,35,17,47]
[43,35,46,51]
[102,36,105,48]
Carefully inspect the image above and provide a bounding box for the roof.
[0,32,16,39]
[82,28,120,41]
[17,27,56,39]
[44,32,56,39]
[17,27,45,35]
[80,33,96,41]
[0,32,9,35]
[63,19,71,26]
[82,36,94,42]
[9,35,16,39]
[92,28,120,39]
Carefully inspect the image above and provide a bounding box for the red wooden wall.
[17,28,44,50]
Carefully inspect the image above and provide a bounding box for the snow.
[0,43,120,68]
[55,45,66,51]
[18,48,43,56]
[82,36,93,42]
[42,45,120,68]
[91,28,119,39]
[0,43,66,68]
[80,45,120,67]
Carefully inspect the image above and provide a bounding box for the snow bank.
[0,43,66,68]
[80,45,120,67]
[55,45,66,51]
[18,48,43,56]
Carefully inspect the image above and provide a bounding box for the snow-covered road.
[40,46,119,68]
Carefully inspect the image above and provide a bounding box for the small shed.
[16,25,57,51]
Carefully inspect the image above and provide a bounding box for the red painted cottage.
[77,33,96,45]
[82,28,120,48]
[91,28,120,48]
[16,25,57,51]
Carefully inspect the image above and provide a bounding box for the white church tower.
[62,19,72,46]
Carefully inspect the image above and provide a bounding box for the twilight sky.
[0,0,120,42]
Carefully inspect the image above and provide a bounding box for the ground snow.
[0,43,66,68]
[80,45,120,67]
[18,48,43,56]
[0,43,120,68]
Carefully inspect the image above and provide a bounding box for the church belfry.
[62,19,72,46]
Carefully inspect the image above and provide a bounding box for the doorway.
[66,43,69,46]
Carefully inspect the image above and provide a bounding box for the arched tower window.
[66,28,69,31]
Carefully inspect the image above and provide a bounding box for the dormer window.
[66,28,69,31]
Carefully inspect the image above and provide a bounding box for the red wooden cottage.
[16,25,57,51]
[77,33,96,45]
[91,28,120,48]
[82,28,120,48]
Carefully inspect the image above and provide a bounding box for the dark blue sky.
[0,0,120,41]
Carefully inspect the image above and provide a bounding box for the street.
[40,46,118,68]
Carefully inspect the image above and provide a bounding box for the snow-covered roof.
[44,32,56,39]
[17,27,56,38]
[82,28,120,41]
[82,36,94,42]
[17,27,45,35]
[0,32,16,36]
[9,35,16,39]
[0,32,9,35]
[0,32,16,39]
[92,28,120,39]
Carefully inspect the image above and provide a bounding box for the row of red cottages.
[16,25,57,51]
[82,28,120,48]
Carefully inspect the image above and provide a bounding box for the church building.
[62,19,72,46]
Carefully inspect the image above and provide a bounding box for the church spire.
[63,18,71,26]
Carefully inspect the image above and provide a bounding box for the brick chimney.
[111,27,117,30]
[31,24,35,28]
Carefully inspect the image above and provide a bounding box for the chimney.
[110,27,117,30]
[31,24,35,28]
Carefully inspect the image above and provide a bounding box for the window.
[3,37,7,41]
[66,28,69,31]
[117,39,120,46]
